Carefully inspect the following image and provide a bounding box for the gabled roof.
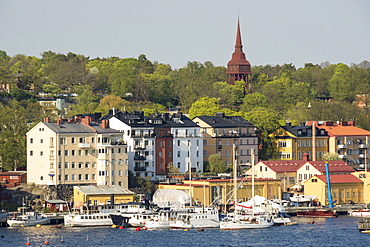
[194,114,254,128]
[280,125,329,138]
[43,121,121,134]
[306,121,370,137]
[307,161,355,173]
[315,174,363,184]
[257,160,306,173]
[74,185,134,195]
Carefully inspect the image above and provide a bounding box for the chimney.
[302,153,310,161]
[340,121,348,126]
[216,112,225,119]
[285,122,291,126]
[348,121,355,126]
[325,121,334,126]
[57,118,63,125]
[101,119,109,129]
[81,116,91,126]
[44,117,50,123]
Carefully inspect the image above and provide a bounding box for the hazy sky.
[1,0,369,69]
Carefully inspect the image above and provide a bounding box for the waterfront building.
[26,116,129,187]
[304,174,363,205]
[245,154,355,191]
[73,185,134,207]
[158,177,281,207]
[193,113,258,167]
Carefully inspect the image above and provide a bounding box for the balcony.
[359,154,366,158]
[134,145,146,150]
[359,144,369,149]
[338,154,348,159]
[134,166,146,171]
[217,145,222,149]
[134,155,146,160]
[79,143,91,148]
[337,144,348,149]
[49,155,55,161]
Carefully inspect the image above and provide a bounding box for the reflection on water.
[0,216,368,247]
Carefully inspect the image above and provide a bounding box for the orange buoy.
[142,226,147,230]
[44,241,49,244]
[135,227,141,231]
[119,226,124,229]
[26,237,31,245]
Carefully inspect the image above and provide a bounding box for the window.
[30,150,33,156]
[58,162,62,169]
[65,162,69,169]
[71,150,76,156]
[58,150,61,156]
[306,165,310,170]
[40,151,43,156]
[168,151,172,157]
[79,137,85,143]
[92,150,96,155]
[311,178,317,182]
[71,137,75,144]
[92,174,96,180]
[177,151,181,157]
[40,176,43,180]
[78,150,82,156]
[159,152,162,158]
[78,174,82,180]
[40,139,43,144]
[85,162,89,168]
[119,170,122,176]
[278,141,287,147]
[30,138,33,144]
[203,140,207,145]
[85,174,89,180]
[71,162,76,169]
[85,150,89,156]
[177,140,181,146]
[92,162,96,168]
[72,174,76,181]
[203,150,207,156]
[58,175,62,181]
[78,162,83,169]
[112,170,115,176]
[64,150,69,156]
[177,162,181,168]
[60,138,66,145]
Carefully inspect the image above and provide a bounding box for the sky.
[1,0,369,69]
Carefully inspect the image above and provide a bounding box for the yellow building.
[158,177,281,207]
[304,174,364,205]
[73,185,134,207]
[272,123,329,161]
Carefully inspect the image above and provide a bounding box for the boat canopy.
[236,195,286,213]
[153,189,191,208]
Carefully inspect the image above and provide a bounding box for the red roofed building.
[306,121,370,170]
[245,155,355,192]
[304,174,363,205]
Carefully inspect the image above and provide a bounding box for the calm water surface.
[0,216,368,247]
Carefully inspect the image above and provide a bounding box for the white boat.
[220,148,274,230]
[63,212,113,227]
[289,194,317,203]
[220,214,274,230]
[349,209,370,217]
[7,212,50,227]
[145,210,179,229]
[118,212,157,227]
[170,207,220,229]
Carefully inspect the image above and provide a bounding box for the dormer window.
[297,130,302,135]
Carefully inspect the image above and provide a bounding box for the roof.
[257,160,355,173]
[195,114,254,128]
[308,161,355,173]
[315,174,363,184]
[45,200,67,204]
[0,171,27,176]
[43,121,121,134]
[257,160,307,173]
[307,122,370,137]
[74,185,134,195]
[280,125,329,138]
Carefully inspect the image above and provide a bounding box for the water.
[0,216,368,247]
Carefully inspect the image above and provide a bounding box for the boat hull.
[296,210,338,218]
[7,217,50,227]
[220,221,273,230]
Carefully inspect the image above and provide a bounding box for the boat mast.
[325,162,333,208]
[189,141,192,207]
[251,148,255,216]
[233,144,237,212]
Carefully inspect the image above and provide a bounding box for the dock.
[286,205,364,216]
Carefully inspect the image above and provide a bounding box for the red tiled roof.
[316,125,370,137]
[307,161,355,173]
[259,161,307,173]
[315,174,363,183]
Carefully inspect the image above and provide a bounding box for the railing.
[134,166,146,171]
[134,145,146,150]
[359,144,369,149]
[79,143,91,148]
[338,154,348,159]
[134,155,146,160]
[337,144,348,149]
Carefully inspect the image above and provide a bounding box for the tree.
[208,154,227,174]
[188,97,220,119]
[0,101,28,170]
[97,95,133,113]
[240,93,269,112]
[67,85,99,116]
[322,152,340,161]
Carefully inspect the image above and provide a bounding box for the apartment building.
[193,113,258,166]
[26,116,129,187]
[307,121,370,170]
[272,122,329,161]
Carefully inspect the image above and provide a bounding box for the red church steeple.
[226,18,252,93]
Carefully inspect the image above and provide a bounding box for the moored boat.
[296,208,338,218]
[170,207,220,229]
[220,214,274,230]
[349,209,370,217]
[63,212,113,227]
[7,212,50,227]
[358,217,370,232]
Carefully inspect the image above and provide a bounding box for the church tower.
[226,18,252,93]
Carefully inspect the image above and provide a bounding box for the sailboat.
[220,147,274,230]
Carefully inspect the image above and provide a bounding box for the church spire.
[226,18,252,93]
